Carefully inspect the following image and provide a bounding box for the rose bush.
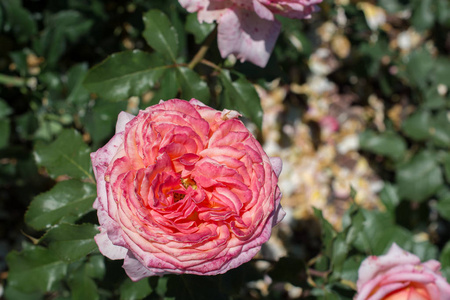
[179,0,322,67]
[91,99,284,280]
[355,243,450,300]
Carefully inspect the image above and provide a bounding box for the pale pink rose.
[91,99,284,280]
[179,0,322,67]
[355,243,450,300]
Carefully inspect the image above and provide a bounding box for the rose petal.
[217,8,281,67]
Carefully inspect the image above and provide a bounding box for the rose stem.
[187,26,218,70]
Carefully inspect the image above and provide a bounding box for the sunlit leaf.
[142,10,179,62]
[25,180,96,230]
[176,67,210,104]
[185,13,215,44]
[6,245,67,293]
[219,70,263,130]
[42,223,98,263]
[34,129,93,180]
[83,50,166,101]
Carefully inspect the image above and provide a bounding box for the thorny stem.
[187,26,218,70]
[200,59,221,71]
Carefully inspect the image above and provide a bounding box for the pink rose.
[355,243,450,300]
[91,99,284,280]
[179,0,322,67]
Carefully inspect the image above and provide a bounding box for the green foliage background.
[0,0,449,299]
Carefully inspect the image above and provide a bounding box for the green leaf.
[69,273,99,300]
[25,180,96,230]
[402,110,431,141]
[314,208,337,257]
[83,50,166,101]
[330,235,349,278]
[340,255,364,283]
[185,13,215,44]
[396,151,443,202]
[83,99,127,148]
[142,10,179,62]
[444,153,450,183]
[0,119,10,149]
[0,98,13,118]
[379,183,400,213]
[120,278,152,300]
[411,0,435,31]
[437,193,450,221]
[84,254,105,280]
[2,0,37,43]
[440,241,450,271]
[359,130,406,161]
[3,286,43,300]
[66,63,91,106]
[6,245,67,293]
[34,129,93,180]
[176,66,210,104]
[42,223,98,263]
[148,68,178,107]
[429,110,450,147]
[405,48,434,89]
[219,70,263,130]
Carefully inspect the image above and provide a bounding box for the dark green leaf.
[405,48,434,89]
[379,183,400,213]
[6,245,67,293]
[33,129,93,180]
[411,0,435,31]
[148,68,178,107]
[0,119,10,149]
[219,70,263,129]
[185,13,215,44]
[330,235,349,277]
[437,193,450,221]
[83,50,166,101]
[314,208,337,257]
[176,66,210,104]
[396,151,443,202]
[4,286,43,300]
[84,254,105,280]
[0,98,12,118]
[83,99,127,148]
[142,10,179,62]
[359,130,406,160]
[444,153,450,183]
[340,255,364,283]
[402,110,431,141]
[440,241,450,271]
[423,85,446,109]
[2,0,37,43]
[66,63,90,106]
[120,278,152,300]
[429,110,450,147]
[69,273,99,300]
[25,180,96,230]
[42,223,98,263]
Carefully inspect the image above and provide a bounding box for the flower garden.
[0,0,449,299]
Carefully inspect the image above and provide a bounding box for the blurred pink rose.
[179,0,322,67]
[91,99,284,280]
[355,243,450,300]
